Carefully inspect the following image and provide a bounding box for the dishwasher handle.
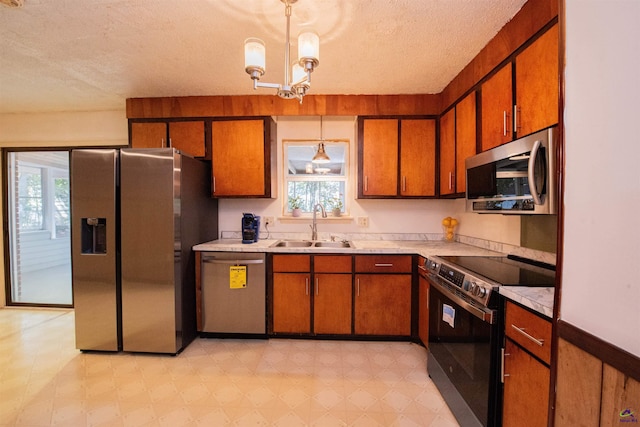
[202,258,264,265]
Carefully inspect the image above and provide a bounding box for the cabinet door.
[130,122,167,148]
[400,119,436,197]
[169,121,205,158]
[354,274,411,336]
[418,275,429,347]
[272,273,310,334]
[361,119,398,196]
[481,64,513,151]
[211,119,267,197]
[313,274,352,335]
[455,92,477,194]
[439,108,456,195]
[503,339,550,427]
[515,24,559,137]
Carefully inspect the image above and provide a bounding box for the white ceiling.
[0,0,527,114]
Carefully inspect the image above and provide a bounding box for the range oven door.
[427,277,501,427]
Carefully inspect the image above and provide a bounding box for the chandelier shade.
[243,0,319,103]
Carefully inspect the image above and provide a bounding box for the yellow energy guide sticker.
[229,265,247,289]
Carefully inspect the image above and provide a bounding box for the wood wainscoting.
[555,321,640,427]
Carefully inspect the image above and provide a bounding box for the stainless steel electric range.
[418,255,555,427]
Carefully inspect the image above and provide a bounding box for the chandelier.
[244,0,320,103]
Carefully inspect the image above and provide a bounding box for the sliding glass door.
[5,151,72,306]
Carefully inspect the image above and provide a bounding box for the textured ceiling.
[0,0,527,114]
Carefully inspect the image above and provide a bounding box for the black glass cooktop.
[438,255,556,287]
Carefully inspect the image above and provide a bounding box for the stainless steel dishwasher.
[201,252,266,336]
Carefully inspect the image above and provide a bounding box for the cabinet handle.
[364,176,369,192]
[513,105,520,132]
[213,176,216,193]
[305,277,309,296]
[501,348,510,382]
[402,176,407,192]
[503,110,508,136]
[315,278,319,295]
[449,172,454,190]
[169,137,172,148]
[511,324,544,346]
[357,278,360,296]
[374,263,393,267]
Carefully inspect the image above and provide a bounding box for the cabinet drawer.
[272,255,311,272]
[505,301,552,364]
[354,255,412,273]
[314,255,352,273]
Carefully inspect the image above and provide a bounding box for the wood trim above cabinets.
[127,94,442,119]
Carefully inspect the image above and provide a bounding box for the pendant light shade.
[312,142,330,163]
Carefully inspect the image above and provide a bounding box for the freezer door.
[71,149,119,351]
[120,148,180,354]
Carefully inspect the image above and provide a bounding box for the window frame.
[282,139,350,217]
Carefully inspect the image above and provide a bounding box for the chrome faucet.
[310,203,327,240]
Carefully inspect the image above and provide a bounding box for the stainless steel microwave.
[465,126,557,214]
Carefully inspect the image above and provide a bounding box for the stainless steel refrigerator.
[71,148,218,354]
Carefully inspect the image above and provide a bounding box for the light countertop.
[192,238,503,257]
[193,238,553,316]
[499,286,554,318]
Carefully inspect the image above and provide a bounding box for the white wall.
[562,1,640,356]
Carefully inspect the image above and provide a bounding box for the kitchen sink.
[272,240,314,247]
[270,240,354,249]
[313,241,352,248]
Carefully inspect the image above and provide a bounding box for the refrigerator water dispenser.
[81,217,107,254]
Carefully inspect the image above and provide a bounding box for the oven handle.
[427,275,496,324]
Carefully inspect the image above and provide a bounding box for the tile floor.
[0,308,459,427]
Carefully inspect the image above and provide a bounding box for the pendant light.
[244,0,320,103]
[312,117,330,164]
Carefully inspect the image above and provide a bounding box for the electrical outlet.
[264,216,275,227]
[357,216,369,227]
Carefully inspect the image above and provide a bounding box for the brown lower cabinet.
[271,254,412,337]
[272,254,353,336]
[502,301,552,426]
[313,255,353,335]
[313,274,352,335]
[272,272,311,334]
[502,338,550,427]
[272,255,311,334]
[354,274,412,336]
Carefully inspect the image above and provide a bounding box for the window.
[283,140,349,215]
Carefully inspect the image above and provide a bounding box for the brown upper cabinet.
[439,91,477,196]
[439,108,456,196]
[169,121,206,158]
[514,24,559,138]
[211,117,276,198]
[480,23,559,151]
[130,122,167,149]
[481,65,513,151]
[130,120,206,158]
[455,92,477,194]
[358,117,436,198]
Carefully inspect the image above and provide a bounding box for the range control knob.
[468,282,477,294]
[473,285,487,298]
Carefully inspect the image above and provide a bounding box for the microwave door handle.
[528,139,543,205]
